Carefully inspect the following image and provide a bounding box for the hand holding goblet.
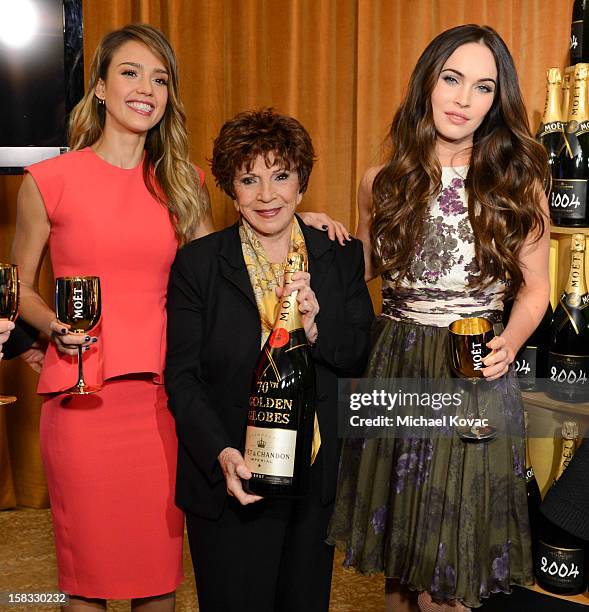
[0,264,19,405]
[448,316,497,441]
[55,276,101,395]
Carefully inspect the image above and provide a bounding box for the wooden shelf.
[522,391,589,417]
[524,582,589,605]
[550,225,589,235]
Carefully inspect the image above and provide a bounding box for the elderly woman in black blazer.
[1,319,42,370]
[165,108,374,612]
[0,321,15,359]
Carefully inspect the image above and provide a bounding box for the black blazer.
[165,218,374,520]
[2,319,38,360]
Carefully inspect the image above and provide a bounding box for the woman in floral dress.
[328,25,550,611]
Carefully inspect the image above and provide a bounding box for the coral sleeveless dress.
[27,148,203,599]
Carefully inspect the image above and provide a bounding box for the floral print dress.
[327,167,533,608]
[382,166,504,327]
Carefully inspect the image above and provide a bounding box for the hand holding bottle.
[276,271,320,344]
[218,447,263,506]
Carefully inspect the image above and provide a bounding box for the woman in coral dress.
[11,25,211,611]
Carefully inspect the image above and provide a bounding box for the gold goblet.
[55,276,101,395]
[448,316,497,441]
[0,264,19,405]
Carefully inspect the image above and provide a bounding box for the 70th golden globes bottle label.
[244,325,314,490]
[244,426,296,481]
[245,363,299,484]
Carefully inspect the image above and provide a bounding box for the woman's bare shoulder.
[358,164,386,201]
[359,164,385,192]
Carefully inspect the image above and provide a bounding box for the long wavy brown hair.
[371,24,548,299]
[68,24,208,246]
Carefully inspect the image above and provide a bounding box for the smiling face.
[431,42,497,151]
[233,154,302,244]
[94,40,169,136]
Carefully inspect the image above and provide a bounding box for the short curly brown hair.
[210,108,315,199]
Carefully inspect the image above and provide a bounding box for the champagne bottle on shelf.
[534,421,586,595]
[548,234,589,403]
[536,68,564,178]
[244,252,316,497]
[571,0,586,65]
[524,411,542,559]
[562,66,574,122]
[553,63,589,227]
[503,301,553,392]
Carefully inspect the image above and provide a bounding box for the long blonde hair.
[68,24,207,246]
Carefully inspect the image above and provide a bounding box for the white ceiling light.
[0,0,40,49]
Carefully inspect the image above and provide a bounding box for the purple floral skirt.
[327,317,533,608]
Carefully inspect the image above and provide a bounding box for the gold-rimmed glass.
[0,264,19,405]
[55,276,101,395]
[448,316,497,441]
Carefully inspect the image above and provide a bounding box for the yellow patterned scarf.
[240,217,307,346]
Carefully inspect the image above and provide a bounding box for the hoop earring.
[97,97,105,106]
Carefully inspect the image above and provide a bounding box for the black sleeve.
[311,239,374,376]
[2,319,39,360]
[541,438,589,541]
[165,248,228,486]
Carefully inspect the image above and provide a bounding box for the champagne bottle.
[571,0,585,65]
[503,302,553,391]
[562,66,574,122]
[524,411,542,559]
[536,68,564,178]
[534,421,586,595]
[244,252,316,497]
[548,234,589,402]
[553,63,589,227]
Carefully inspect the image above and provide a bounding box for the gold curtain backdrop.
[0,0,572,508]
